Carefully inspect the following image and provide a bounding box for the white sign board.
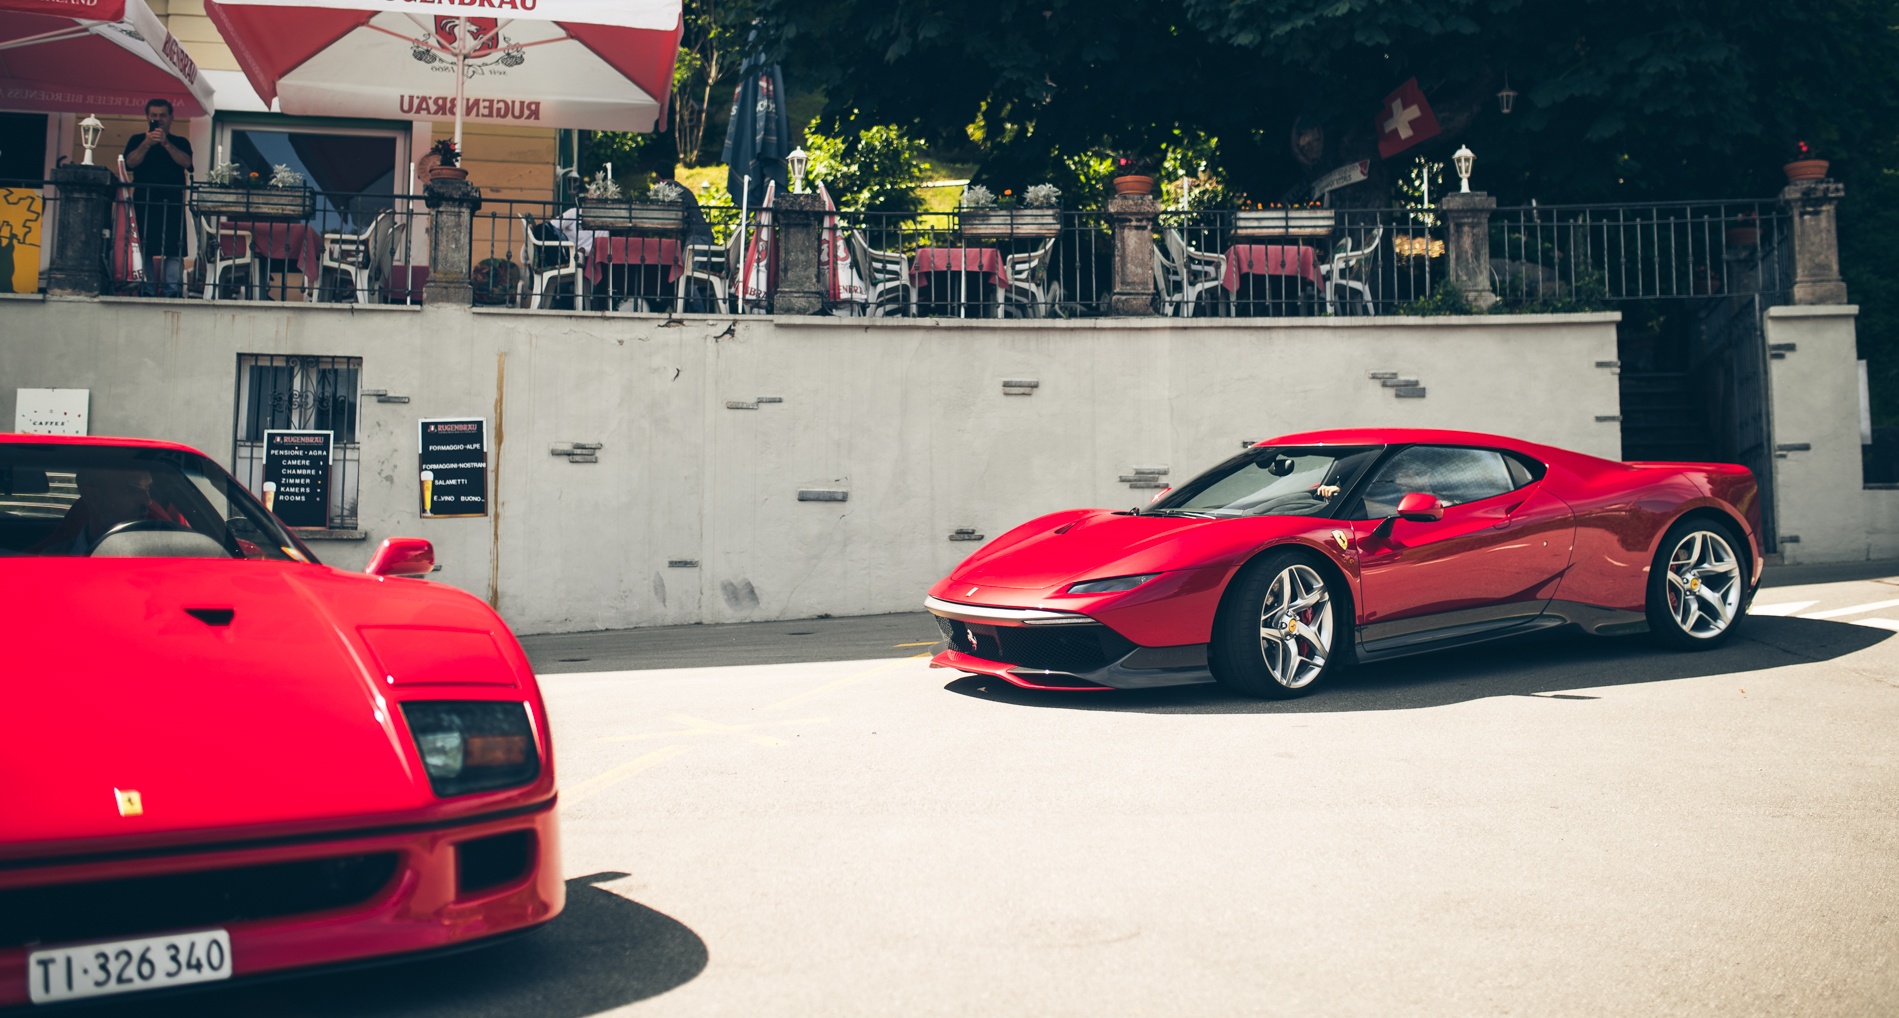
[14,388,89,435]
[1311,160,1370,199]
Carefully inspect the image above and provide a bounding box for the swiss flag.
[1375,78,1441,159]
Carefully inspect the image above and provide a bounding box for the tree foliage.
[674,0,759,167]
[804,119,927,213]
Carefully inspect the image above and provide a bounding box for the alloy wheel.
[1663,529,1742,638]
[1256,564,1332,688]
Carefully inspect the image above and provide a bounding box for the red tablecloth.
[586,237,681,285]
[913,247,1007,290]
[218,221,322,279]
[1222,244,1320,291]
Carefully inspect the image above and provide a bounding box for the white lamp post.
[786,146,809,193]
[1453,144,1475,193]
[79,114,104,166]
[1497,76,1518,114]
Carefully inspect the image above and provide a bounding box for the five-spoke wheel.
[1647,519,1747,648]
[1213,552,1346,697]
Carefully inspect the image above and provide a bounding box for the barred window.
[234,354,363,530]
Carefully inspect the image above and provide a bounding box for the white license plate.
[27,928,231,1004]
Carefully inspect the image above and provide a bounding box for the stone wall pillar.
[1107,194,1159,315]
[422,176,481,306]
[1782,179,1848,305]
[47,164,114,296]
[771,192,826,315]
[1441,191,1498,310]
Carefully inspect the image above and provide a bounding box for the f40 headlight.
[1064,573,1158,595]
[401,701,540,797]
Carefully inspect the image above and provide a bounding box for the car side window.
[1356,446,1517,517]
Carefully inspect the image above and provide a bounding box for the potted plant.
[426,138,467,182]
[1726,211,1760,249]
[577,176,687,232]
[1111,153,1157,196]
[191,161,316,220]
[959,183,1063,238]
[1784,140,1829,183]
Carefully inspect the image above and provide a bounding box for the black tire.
[1210,550,1350,698]
[1646,517,1749,649]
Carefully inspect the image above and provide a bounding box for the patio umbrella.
[0,0,216,117]
[205,0,681,147]
[721,45,789,208]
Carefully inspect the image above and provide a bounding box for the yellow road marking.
[592,714,829,746]
[893,641,939,648]
[561,744,690,810]
[761,654,928,712]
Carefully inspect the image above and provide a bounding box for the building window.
[234,354,363,530]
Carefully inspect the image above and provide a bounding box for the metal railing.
[470,198,751,312]
[835,210,1110,318]
[1155,208,1442,317]
[1489,200,1791,305]
[0,180,54,296]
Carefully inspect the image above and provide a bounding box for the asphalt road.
[102,562,1899,1017]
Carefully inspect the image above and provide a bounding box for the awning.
[0,0,216,117]
[205,0,680,137]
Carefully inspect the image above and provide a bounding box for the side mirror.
[366,537,435,578]
[1396,492,1444,522]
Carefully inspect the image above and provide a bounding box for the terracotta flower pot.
[1783,159,1829,182]
[1726,226,1760,248]
[429,165,469,182]
[1111,174,1156,196]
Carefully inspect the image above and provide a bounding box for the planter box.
[959,208,1062,239]
[1228,209,1335,238]
[578,199,685,232]
[190,186,315,221]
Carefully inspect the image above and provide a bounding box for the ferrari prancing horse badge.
[1332,530,1349,552]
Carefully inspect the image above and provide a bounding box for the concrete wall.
[0,296,1621,633]
[1764,304,1899,563]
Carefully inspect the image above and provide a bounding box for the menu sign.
[418,418,488,518]
[261,430,332,529]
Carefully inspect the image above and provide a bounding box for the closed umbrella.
[0,0,215,117]
[206,0,681,148]
[721,44,789,209]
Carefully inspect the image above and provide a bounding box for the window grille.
[233,354,363,529]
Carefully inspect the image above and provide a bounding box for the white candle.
[216,143,223,166]
[605,161,612,182]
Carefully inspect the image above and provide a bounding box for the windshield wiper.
[1140,508,1222,519]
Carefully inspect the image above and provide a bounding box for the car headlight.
[401,701,540,797]
[1064,573,1158,595]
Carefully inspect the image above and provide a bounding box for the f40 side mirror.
[366,537,435,578]
[1396,492,1445,522]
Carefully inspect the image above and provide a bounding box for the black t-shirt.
[122,132,192,188]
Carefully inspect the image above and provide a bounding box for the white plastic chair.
[1322,226,1382,316]
[197,216,257,300]
[1159,228,1226,317]
[316,209,393,303]
[849,230,915,317]
[677,229,737,312]
[518,214,586,310]
[999,236,1061,318]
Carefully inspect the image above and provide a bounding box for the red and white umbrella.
[0,0,215,117]
[206,0,680,146]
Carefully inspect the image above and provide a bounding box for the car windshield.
[0,444,317,562]
[1147,446,1381,518]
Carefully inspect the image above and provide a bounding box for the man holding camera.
[123,98,193,297]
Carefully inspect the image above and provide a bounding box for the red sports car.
[927,429,1762,698]
[0,435,561,1007]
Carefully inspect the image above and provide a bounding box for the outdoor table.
[1222,244,1320,290]
[218,220,323,298]
[586,236,681,311]
[914,246,1008,316]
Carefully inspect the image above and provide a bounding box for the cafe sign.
[261,429,332,529]
[418,417,488,518]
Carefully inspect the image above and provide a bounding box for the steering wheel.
[89,518,192,555]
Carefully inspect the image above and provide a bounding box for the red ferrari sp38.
[0,435,560,1007]
[927,429,1762,698]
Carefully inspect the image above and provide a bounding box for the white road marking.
[1799,598,1899,620]
[1849,617,1899,632]
[1748,600,1817,616]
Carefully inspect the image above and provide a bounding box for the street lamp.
[786,146,809,193]
[79,114,104,166]
[1453,144,1475,193]
[1497,76,1517,114]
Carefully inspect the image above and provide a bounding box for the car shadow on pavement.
[944,616,1893,715]
[94,873,707,1018]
